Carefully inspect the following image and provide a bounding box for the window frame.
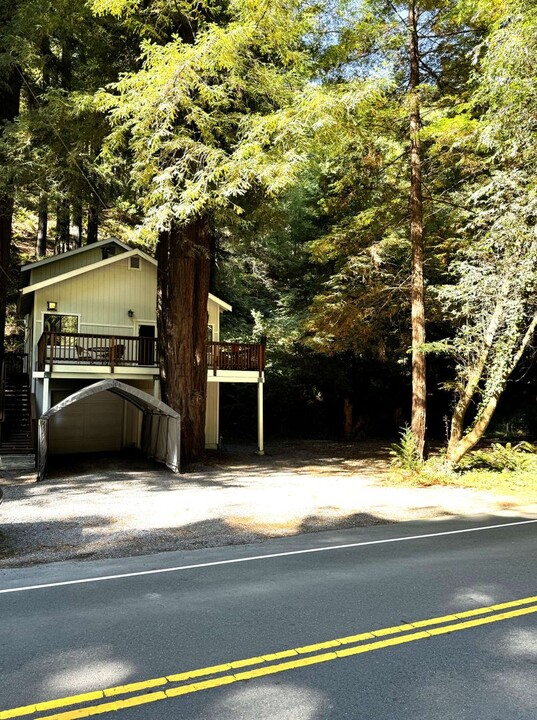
[42,312,80,344]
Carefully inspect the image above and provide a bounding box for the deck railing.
[37,332,158,372]
[208,341,266,375]
[37,333,266,374]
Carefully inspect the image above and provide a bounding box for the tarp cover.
[37,379,180,481]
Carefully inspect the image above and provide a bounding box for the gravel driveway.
[1,441,535,568]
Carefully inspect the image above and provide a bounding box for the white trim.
[42,311,81,333]
[36,366,158,379]
[134,321,157,337]
[37,321,134,330]
[208,293,232,312]
[22,250,157,295]
[80,323,133,330]
[128,256,142,271]
[207,370,263,383]
[21,239,132,272]
[257,380,264,455]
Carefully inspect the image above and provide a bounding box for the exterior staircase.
[0,355,34,455]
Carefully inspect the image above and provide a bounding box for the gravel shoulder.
[1,441,536,568]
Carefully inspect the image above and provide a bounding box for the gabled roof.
[208,293,232,312]
[21,238,132,272]
[19,239,232,314]
[22,248,157,295]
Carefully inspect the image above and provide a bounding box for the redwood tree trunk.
[409,0,427,459]
[36,193,48,258]
[343,396,353,440]
[87,204,99,244]
[71,200,83,248]
[0,67,21,364]
[55,199,70,253]
[157,217,211,464]
[0,195,13,361]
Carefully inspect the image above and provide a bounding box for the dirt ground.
[1,441,536,568]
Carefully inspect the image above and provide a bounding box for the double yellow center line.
[2,593,537,720]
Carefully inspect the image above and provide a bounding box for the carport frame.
[37,379,181,481]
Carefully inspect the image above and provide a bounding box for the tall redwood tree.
[408,0,426,458]
[97,0,314,461]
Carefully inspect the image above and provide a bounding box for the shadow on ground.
[1,440,534,568]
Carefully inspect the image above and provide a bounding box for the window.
[129,256,141,270]
[102,245,116,260]
[44,314,79,334]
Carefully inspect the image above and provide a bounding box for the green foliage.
[460,442,537,472]
[98,0,319,239]
[2,0,537,448]
[0,0,137,241]
[390,426,424,472]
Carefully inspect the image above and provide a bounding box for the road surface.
[1,516,536,719]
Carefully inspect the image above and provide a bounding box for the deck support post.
[257,378,264,455]
[42,374,51,413]
[153,375,160,400]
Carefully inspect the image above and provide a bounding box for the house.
[0,239,265,468]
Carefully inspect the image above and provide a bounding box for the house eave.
[20,238,132,273]
[208,293,232,312]
[22,249,156,295]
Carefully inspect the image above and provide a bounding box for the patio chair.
[75,344,95,363]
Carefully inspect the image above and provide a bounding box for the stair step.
[1,375,32,452]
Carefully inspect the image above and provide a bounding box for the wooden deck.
[37,332,265,374]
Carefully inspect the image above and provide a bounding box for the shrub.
[390,426,424,473]
[461,442,537,472]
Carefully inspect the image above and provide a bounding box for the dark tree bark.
[71,200,83,248]
[0,194,14,362]
[55,199,70,253]
[87,204,99,244]
[343,396,353,440]
[36,193,48,258]
[408,0,427,459]
[157,217,211,464]
[0,66,21,364]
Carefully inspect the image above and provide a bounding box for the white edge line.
[1,519,536,595]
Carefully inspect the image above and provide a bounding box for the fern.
[390,426,424,472]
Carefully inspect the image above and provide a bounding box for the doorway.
[138,324,156,366]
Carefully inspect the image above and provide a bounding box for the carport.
[37,379,180,481]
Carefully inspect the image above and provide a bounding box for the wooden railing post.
[49,332,55,370]
[110,336,115,373]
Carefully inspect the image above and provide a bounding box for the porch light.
[128,309,134,318]
[47,301,58,311]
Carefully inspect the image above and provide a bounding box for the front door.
[138,325,155,365]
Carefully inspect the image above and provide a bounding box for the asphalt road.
[1,516,536,719]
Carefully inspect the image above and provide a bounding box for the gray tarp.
[37,379,180,481]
